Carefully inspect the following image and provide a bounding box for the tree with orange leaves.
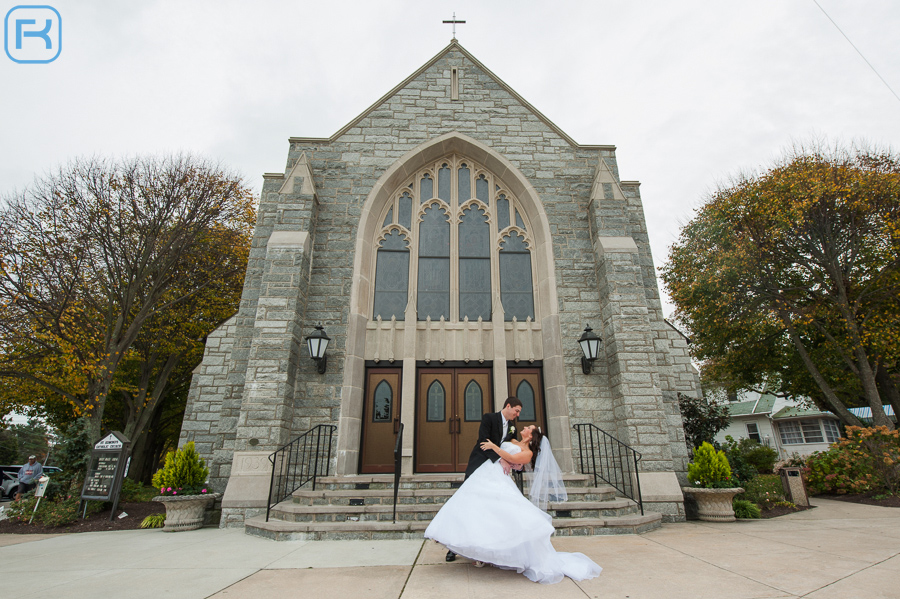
[0,155,255,445]
[662,143,900,428]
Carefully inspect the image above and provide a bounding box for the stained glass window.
[496,195,510,231]
[458,164,471,201]
[499,231,534,321]
[372,156,536,325]
[373,229,409,320]
[438,164,451,201]
[398,192,412,230]
[373,380,392,422]
[459,205,491,321]
[417,205,450,320]
[427,381,445,421]
[516,380,535,421]
[475,175,489,205]
[464,381,483,421]
[420,173,433,202]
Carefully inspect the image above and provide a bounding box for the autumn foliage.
[0,155,255,445]
[805,426,900,495]
[662,143,900,427]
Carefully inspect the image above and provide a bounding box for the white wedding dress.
[424,442,602,584]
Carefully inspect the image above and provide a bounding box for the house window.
[822,419,841,443]
[778,421,804,445]
[801,420,824,443]
[746,422,761,442]
[779,419,833,444]
[372,155,536,323]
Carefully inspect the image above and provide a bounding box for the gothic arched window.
[372,155,536,323]
[373,229,410,320]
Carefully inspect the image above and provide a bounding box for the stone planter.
[153,493,220,532]
[681,487,744,522]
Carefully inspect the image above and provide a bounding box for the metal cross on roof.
[442,12,466,40]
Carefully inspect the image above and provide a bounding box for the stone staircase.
[244,473,662,541]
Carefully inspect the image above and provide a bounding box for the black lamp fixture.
[305,325,331,374]
[578,324,602,374]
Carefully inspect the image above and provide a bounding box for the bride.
[424,425,602,584]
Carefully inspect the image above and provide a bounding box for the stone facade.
[180,40,698,525]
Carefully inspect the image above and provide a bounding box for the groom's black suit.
[464,411,518,480]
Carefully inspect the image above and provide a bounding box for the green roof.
[727,395,776,416]
[772,406,835,419]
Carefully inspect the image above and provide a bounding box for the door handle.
[393,417,400,435]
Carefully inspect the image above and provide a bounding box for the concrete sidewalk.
[1,498,897,599]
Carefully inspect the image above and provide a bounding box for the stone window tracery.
[372,155,536,323]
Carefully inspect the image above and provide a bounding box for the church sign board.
[80,431,130,519]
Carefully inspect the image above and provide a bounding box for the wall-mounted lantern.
[305,325,331,374]
[578,324,602,374]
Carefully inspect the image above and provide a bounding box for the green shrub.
[4,494,38,522]
[687,442,735,488]
[722,436,758,485]
[739,474,785,510]
[733,498,761,519]
[806,426,900,495]
[35,495,80,527]
[4,493,96,527]
[151,441,209,495]
[141,513,166,529]
[742,443,778,474]
[120,478,159,502]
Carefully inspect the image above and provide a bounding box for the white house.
[715,392,841,459]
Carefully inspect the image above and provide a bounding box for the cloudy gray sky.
[2,0,898,321]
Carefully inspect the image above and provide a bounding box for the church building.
[180,39,700,531]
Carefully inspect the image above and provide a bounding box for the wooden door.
[508,368,546,434]
[360,368,401,473]
[416,368,492,472]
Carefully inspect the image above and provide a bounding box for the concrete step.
[290,485,617,506]
[312,472,596,491]
[270,497,639,523]
[244,510,662,541]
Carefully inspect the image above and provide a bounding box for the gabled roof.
[289,40,611,150]
[727,396,776,416]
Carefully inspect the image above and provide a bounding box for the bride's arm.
[480,440,531,465]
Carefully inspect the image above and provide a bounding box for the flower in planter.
[151,442,210,497]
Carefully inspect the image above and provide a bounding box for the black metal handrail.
[572,423,644,515]
[266,424,337,522]
[392,423,404,523]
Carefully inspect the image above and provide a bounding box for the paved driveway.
[2,498,897,599]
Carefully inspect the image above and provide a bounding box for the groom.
[445,396,523,562]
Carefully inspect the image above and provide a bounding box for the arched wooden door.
[416,368,492,472]
[360,368,402,473]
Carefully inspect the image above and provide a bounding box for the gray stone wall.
[183,44,696,495]
[284,50,616,447]
[180,316,237,492]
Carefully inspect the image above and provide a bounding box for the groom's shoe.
[445,550,456,562]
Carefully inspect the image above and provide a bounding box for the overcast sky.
[2,0,899,325]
